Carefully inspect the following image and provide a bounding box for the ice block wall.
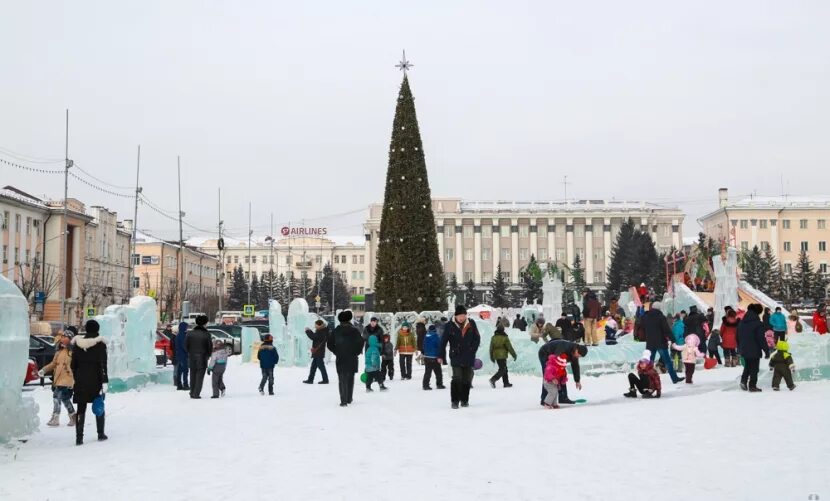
[97,296,158,377]
[0,274,39,443]
[541,272,563,322]
[241,327,260,363]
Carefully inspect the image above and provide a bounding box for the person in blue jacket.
[364,336,387,392]
[422,324,445,390]
[174,322,189,391]
[769,307,788,343]
[257,334,279,396]
[671,313,686,373]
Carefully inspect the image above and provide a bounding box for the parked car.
[208,329,241,355]
[34,335,56,346]
[24,359,39,385]
[155,331,174,366]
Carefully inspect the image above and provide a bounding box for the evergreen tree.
[464,279,477,308]
[249,272,260,310]
[298,271,312,300]
[447,273,462,305]
[521,254,543,304]
[227,265,248,310]
[789,250,815,302]
[570,254,587,293]
[605,218,662,296]
[287,272,299,300]
[491,263,509,307]
[259,269,276,309]
[741,246,764,289]
[606,219,636,294]
[318,264,351,313]
[761,250,783,299]
[374,73,444,312]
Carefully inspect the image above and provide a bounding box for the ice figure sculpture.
[241,327,260,363]
[0,274,39,443]
[364,312,394,339]
[663,282,709,318]
[392,312,419,337]
[618,290,636,318]
[97,296,157,377]
[713,248,739,329]
[268,300,286,361]
[541,271,563,322]
[287,298,312,367]
[98,305,129,377]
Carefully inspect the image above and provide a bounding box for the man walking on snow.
[582,289,602,346]
[643,302,684,384]
[440,305,481,409]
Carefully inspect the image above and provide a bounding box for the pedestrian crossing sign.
[86,306,95,317]
[243,304,255,317]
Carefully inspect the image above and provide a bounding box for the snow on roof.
[185,234,364,249]
[0,185,47,208]
[726,195,830,209]
[459,199,680,213]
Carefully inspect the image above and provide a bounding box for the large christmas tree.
[375,65,444,312]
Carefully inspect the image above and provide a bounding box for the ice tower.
[713,247,739,329]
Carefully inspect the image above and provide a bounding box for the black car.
[29,336,56,385]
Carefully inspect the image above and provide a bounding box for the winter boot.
[623,389,637,398]
[504,382,513,388]
[96,415,108,441]
[489,379,496,389]
[47,413,60,427]
[67,413,77,427]
[772,386,780,391]
[75,412,85,446]
[788,385,796,391]
[748,387,762,393]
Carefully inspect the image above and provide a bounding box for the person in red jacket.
[624,350,662,398]
[720,308,740,366]
[813,305,828,334]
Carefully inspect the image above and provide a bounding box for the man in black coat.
[439,305,480,409]
[362,317,384,354]
[303,319,329,384]
[71,319,109,445]
[738,303,770,392]
[185,315,213,399]
[327,310,363,406]
[685,305,705,341]
[642,302,684,384]
[538,339,587,405]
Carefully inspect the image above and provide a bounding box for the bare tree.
[14,258,60,319]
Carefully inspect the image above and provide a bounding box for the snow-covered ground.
[2,358,829,500]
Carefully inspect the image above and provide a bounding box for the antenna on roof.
[562,176,570,200]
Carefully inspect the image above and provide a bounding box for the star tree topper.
[395,50,413,73]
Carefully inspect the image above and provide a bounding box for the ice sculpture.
[97,296,157,377]
[268,300,286,359]
[541,271,563,322]
[287,298,312,367]
[0,274,39,443]
[712,248,739,329]
[241,327,261,363]
[392,311,418,337]
[663,282,709,318]
[98,305,128,377]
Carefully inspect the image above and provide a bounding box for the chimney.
[718,188,728,209]
[123,219,134,233]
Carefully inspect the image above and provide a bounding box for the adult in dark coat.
[642,303,683,384]
[415,319,427,353]
[327,310,363,406]
[303,320,329,384]
[362,317,384,354]
[684,305,706,342]
[185,315,213,399]
[439,305,481,409]
[174,322,189,390]
[554,313,573,341]
[71,319,108,445]
[738,304,770,392]
[538,339,587,405]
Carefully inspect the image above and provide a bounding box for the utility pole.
[247,202,252,305]
[177,156,184,321]
[331,249,336,314]
[218,188,223,314]
[129,145,141,301]
[60,109,71,327]
[269,213,274,301]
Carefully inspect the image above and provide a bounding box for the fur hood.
[75,336,105,350]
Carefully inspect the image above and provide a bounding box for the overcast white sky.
[1,1,827,241]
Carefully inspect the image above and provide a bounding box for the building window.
[481,225,492,238]
[359,255,365,264]
[500,224,510,238]
[313,255,320,264]
[741,241,749,251]
[800,219,808,230]
[782,220,791,229]
[244,271,250,280]
[537,224,547,237]
[783,242,791,252]
[761,241,770,252]
[251,256,257,264]
[464,271,474,282]
[285,256,291,265]
[15,214,21,232]
[594,272,603,284]
[351,271,357,280]
[1,245,6,263]
[131,276,140,288]
[25,217,31,234]
[501,248,511,260]
[556,249,566,262]
[739,220,748,229]
[784,263,792,275]
[352,255,358,264]
[501,271,511,282]
[519,225,529,238]
[574,225,584,238]
[820,241,827,252]
[819,219,827,230]
[462,225,473,238]
[1,211,7,230]
[820,263,828,275]
[481,248,491,261]
[334,255,339,264]
[759,220,768,229]
[233,255,239,264]
[538,248,547,261]
[341,255,346,263]
[445,248,454,262]
[444,225,454,238]
[519,248,529,260]
[132,254,141,266]
[482,272,493,283]
[593,249,604,261]
[244,256,249,264]
[575,248,585,260]
[463,248,473,261]
[225,255,231,264]
[801,241,809,252]
[359,271,365,280]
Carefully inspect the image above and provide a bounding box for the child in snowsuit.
[624,350,662,398]
[489,325,517,388]
[768,340,796,391]
[672,314,686,373]
[542,354,568,408]
[395,322,416,380]
[364,336,387,392]
[422,325,445,390]
[707,329,722,365]
[208,340,228,398]
[40,330,77,426]
[380,333,395,381]
[672,335,704,383]
[257,334,279,395]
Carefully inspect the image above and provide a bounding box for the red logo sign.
[280,227,290,236]
[280,226,328,237]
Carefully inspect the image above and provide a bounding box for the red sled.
[703,357,718,370]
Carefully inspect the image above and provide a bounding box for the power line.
[0,146,64,164]
[0,155,65,174]
[68,171,136,199]
[73,161,135,190]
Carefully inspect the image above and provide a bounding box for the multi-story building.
[82,206,132,314]
[190,234,368,301]
[132,232,220,321]
[364,198,684,289]
[700,188,830,277]
[1,186,50,315]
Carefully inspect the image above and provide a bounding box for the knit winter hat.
[555,354,568,367]
[641,349,652,361]
[401,320,411,329]
[337,310,353,323]
[454,304,467,316]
